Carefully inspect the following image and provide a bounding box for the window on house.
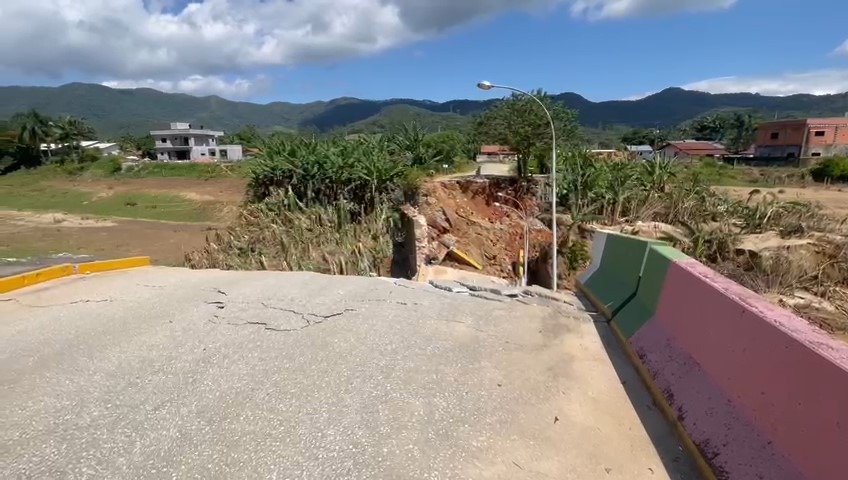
[770,132,780,140]
[161,138,167,143]
[209,149,216,157]
[811,152,822,157]
[814,130,826,137]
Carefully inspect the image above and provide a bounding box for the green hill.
[1,82,847,136]
[343,105,471,134]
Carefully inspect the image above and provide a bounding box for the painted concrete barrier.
[608,245,848,480]
[613,245,689,339]
[75,256,151,275]
[0,264,75,294]
[577,230,663,319]
[0,257,152,294]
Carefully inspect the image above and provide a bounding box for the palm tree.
[14,110,51,160]
[54,116,96,161]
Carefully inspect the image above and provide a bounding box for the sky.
[0,0,847,104]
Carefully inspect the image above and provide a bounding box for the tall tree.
[620,128,667,148]
[117,134,156,159]
[54,116,96,161]
[723,112,757,154]
[423,130,467,166]
[684,114,728,142]
[14,110,52,157]
[473,90,580,177]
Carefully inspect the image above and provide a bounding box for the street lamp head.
[477,81,494,91]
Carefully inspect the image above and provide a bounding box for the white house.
[40,141,122,156]
[150,122,244,162]
[626,145,655,161]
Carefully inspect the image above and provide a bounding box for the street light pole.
[477,81,558,291]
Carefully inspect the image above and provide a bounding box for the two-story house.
[754,118,848,159]
[150,123,244,162]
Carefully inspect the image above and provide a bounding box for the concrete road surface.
[479,162,514,177]
[0,268,701,479]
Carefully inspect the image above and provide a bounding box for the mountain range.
[1,83,848,137]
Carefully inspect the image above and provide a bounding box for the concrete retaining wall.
[579,239,848,479]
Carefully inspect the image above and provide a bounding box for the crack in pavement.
[208,302,357,333]
[0,298,113,308]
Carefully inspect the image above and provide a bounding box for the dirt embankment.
[416,179,552,282]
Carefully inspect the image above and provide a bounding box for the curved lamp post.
[477,81,558,291]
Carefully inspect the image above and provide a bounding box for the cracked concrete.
[0,267,701,479]
[0,297,113,308]
[208,302,358,333]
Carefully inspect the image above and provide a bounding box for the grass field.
[0,164,248,264]
[0,183,212,223]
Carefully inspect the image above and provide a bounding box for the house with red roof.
[657,141,729,160]
[476,145,518,163]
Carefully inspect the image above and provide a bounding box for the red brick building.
[754,118,848,158]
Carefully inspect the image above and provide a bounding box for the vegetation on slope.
[186,123,473,275]
[4,83,848,136]
[554,153,847,332]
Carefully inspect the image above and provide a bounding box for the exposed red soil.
[418,179,552,282]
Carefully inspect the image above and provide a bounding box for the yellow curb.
[609,322,718,480]
[75,257,152,275]
[0,264,75,294]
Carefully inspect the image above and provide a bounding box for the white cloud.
[569,0,735,19]
[835,39,848,56]
[102,75,269,98]
[682,70,848,96]
[0,0,738,84]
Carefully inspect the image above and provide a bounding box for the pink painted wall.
[632,260,848,480]
[632,321,802,479]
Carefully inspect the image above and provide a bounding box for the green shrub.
[565,239,590,273]
[247,135,412,213]
[810,157,848,182]
[88,156,122,176]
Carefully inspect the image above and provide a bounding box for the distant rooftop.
[150,122,224,136]
[662,141,728,156]
[626,145,654,152]
[480,145,516,155]
[758,117,848,126]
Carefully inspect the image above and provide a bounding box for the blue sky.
[1,0,847,103]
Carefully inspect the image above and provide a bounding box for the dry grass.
[185,195,397,276]
[714,238,848,335]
